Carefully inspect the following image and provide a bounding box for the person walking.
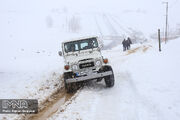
[122,39,127,51]
[127,37,132,50]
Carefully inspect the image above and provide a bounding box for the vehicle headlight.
[72,65,78,70]
[96,60,101,66]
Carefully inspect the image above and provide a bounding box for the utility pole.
[163,2,168,44]
[158,29,161,52]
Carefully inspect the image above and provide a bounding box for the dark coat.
[127,37,132,45]
[122,39,126,47]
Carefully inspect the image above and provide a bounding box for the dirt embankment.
[126,45,152,55]
[126,47,141,55]
[142,45,152,52]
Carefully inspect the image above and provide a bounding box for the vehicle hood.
[64,50,102,64]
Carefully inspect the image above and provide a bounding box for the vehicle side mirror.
[99,41,103,49]
[58,51,62,56]
[97,47,101,51]
[100,44,103,49]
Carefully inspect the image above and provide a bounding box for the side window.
[80,42,88,49]
[64,44,70,52]
[75,44,78,51]
[64,43,76,52]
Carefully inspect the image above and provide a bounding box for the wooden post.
[158,29,161,52]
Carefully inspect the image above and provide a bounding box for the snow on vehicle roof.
[62,36,98,44]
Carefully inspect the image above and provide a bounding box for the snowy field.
[0,0,180,120]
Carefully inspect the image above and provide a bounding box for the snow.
[49,39,180,120]
[0,0,180,119]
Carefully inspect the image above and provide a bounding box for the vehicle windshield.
[64,38,98,53]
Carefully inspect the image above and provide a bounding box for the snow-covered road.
[48,41,180,120]
[1,40,180,120]
[17,40,179,120]
[47,45,155,120]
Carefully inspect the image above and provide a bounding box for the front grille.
[79,62,94,69]
[79,58,93,62]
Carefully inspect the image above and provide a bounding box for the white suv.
[59,36,114,93]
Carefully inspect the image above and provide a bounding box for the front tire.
[64,72,77,93]
[103,66,115,87]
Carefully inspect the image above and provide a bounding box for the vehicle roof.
[62,36,98,44]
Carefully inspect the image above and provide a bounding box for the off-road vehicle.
[59,36,114,93]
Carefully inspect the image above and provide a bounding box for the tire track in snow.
[102,45,161,120]
[21,83,80,120]
[124,72,162,120]
[25,45,153,120]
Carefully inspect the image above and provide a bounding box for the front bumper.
[66,71,113,83]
